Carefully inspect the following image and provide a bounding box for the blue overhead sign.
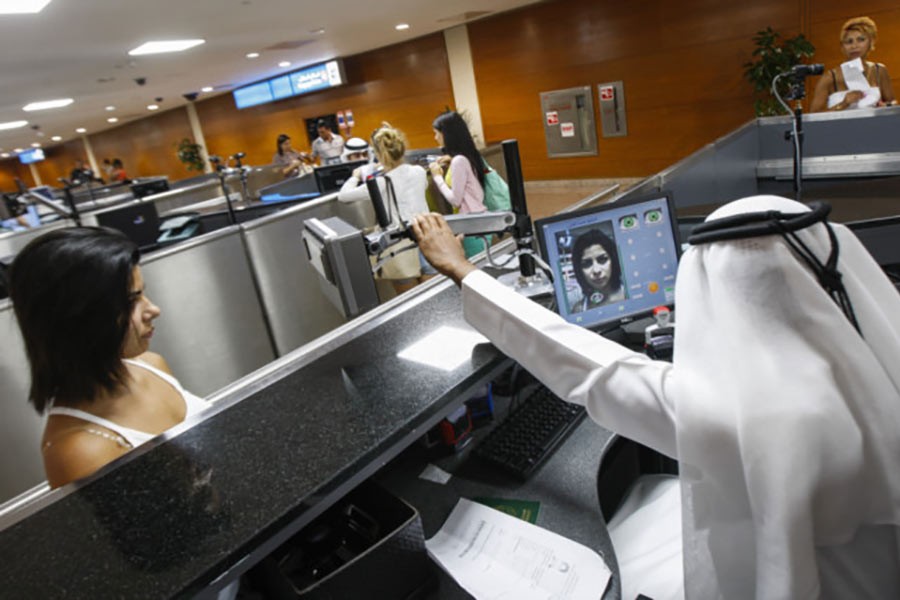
[233,59,346,109]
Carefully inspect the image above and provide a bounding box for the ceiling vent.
[438,10,492,23]
[265,39,315,51]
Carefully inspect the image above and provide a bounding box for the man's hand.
[410,213,476,287]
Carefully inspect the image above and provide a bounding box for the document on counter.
[425,498,611,600]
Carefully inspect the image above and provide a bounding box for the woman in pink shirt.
[429,111,487,256]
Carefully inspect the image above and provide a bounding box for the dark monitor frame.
[131,178,170,199]
[534,192,682,330]
[313,160,367,195]
[94,201,161,249]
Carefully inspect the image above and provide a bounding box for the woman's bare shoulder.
[135,351,173,375]
[42,428,131,488]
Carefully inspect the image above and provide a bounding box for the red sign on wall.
[546,111,559,126]
[599,86,615,101]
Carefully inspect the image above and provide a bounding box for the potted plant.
[744,27,816,116]
[176,138,206,172]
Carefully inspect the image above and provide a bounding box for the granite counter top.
[0,279,509,598]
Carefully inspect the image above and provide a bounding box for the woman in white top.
[339,122,430,293]
[9,227,209,488]
[413,196,900,598]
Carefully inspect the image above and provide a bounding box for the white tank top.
[46,359,209,448]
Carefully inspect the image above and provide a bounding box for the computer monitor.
[314,160,367,195]
[94,202,161,249]
[534,194,681,330]
[130,178,170,199]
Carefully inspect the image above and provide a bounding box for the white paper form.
[426,498,611,600]
[829,58,881,108]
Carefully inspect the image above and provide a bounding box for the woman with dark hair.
[429,111,486,213]
[110,158,129,183]
[9,227,209,488]
[272,133,311,178]
[570,228,625,312]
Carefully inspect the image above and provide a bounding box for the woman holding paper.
[811,16,896,112]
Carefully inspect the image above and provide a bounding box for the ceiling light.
[75,128,86,133]
[107,117,119,123]
[22,98,73,111]
[13,148,23,153]
[278,61,291,68]
[310,28,325,35]
[105,105,116,111]
[395,23,410,30]
[147,104,159,111]
[51,135,61,141]
[0,0,53,14]
[128,39,205,56]
[30,142,41,148]
[0,153,9,159]
[201,86,214,93]
[246,52,260,59]
[0,120,28,130]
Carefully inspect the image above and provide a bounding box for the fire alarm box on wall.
[539,85,598,158]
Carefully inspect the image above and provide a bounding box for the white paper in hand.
[426,498,611,600]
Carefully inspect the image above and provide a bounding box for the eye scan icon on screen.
[619,214,638,230]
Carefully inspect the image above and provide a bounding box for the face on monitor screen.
[536,195,680,329]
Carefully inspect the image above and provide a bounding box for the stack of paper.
[426,498,611,599]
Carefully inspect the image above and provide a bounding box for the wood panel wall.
[197,33,454,166]
[2,1,898,191]
[89,108,194,179]
[468,0,900,180]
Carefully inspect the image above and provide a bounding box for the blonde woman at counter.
[811,16,896,112]
[338,122,429,293]
[9,227,210,488]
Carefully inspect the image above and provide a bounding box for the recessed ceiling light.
[0,153,9,159]
[201,86,214,93]
[107,117,119,123]
[128,39,205,56]
[246,52,260,59]
[105,105,116,111]
[22,98,73,111]
[278,61,291,68]
[310,28,325,35]
[0,120,28,131]
[13,148,23,153]
[395,23,410,31]
[51,135,62,141]
[31,142,41,148]
[75,128,86,133]
[0,0,53,14]
[147,104,159,111]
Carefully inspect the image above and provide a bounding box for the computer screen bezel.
[313,160,368,195]
[534,191,682,329]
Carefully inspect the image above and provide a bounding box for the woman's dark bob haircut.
[432,111,485,188]
[276,133,290,156]
[571,228,622,294]
[9,227,140,413]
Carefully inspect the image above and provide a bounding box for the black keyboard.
[474,384,586,480]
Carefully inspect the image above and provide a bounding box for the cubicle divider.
[240,197,348,356]
[0,302,44,503]
[140,227,278,397]
[0,221,71,259]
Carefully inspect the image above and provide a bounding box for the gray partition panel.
[0,302,46,502]
[758,106,900,160]
[711,121,759,203]
[0,221,71,259]
[240,198,347,356]
[140,228,276,396]
[659,144,720,208]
